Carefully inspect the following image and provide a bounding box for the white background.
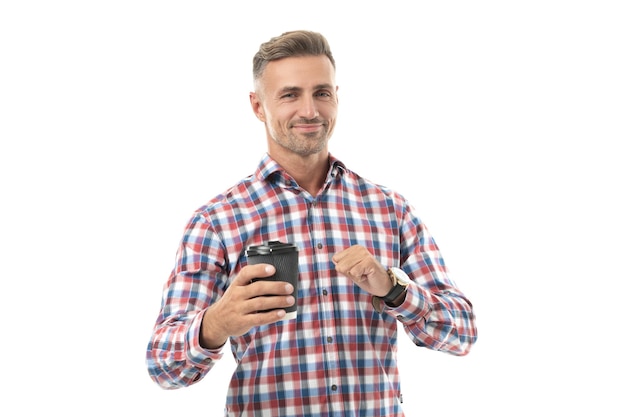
[1,1,624,416]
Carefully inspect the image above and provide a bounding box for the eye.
[280,93,297,99]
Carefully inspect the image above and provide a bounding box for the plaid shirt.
[146,153,477,416]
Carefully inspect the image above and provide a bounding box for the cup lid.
[246,241,298,256]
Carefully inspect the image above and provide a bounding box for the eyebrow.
[278,84,334,95]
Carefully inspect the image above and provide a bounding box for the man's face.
[250,55,338,158]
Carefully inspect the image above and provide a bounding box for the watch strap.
[372,268,409,313]
[382,285,407,303]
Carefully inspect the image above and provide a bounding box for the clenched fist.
[332,245,393,297]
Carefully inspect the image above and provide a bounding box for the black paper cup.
[246,241,299,320]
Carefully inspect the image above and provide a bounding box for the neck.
[270,151,329,196]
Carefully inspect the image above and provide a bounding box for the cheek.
[271,109,294,126]
[321,103,338,119]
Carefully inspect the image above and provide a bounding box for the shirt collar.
[255,153,346,187]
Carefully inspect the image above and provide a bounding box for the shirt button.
[322,289,328,296]
[317,243,323,249]
[327,336,333,343]
[331,384,338,391]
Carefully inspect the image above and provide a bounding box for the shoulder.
[192,174,258,220]
[341,164,409,204]
[189,154,274,219]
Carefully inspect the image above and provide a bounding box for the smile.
[292,123,324,132]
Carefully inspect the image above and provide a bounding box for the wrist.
[385,288,407,307]
[372,267,409,313]
[381,268,409,302]
[199,309,228,350]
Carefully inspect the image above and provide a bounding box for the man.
[146,30,477,416]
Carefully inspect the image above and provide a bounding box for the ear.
[249,92,265,122]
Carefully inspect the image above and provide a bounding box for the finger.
[332,245,366,266]
[249,294,295,313]
[249,280,294,295]
[331,246,352,264]
[232,263,276,286]
[355,260,377,277]
[331,252,343,264]
[348,266,369,283]
[252,309,288,323]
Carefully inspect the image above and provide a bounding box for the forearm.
[390,284,477,355]
[146,310,223,389]
[395,208,477,355]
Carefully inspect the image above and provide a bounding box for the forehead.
[260,55,336,91]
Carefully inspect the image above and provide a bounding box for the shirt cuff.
[386,282,432,323]
[187,311,224,367]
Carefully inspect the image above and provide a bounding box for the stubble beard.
[270,124,330,157]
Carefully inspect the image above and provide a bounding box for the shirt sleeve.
[145,212,230,389]
[385,201,478,356]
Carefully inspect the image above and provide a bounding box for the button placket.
[308,199,340,396]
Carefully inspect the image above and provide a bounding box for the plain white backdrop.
[1,1,624,416]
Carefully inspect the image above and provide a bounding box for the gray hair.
[252,30,336,85]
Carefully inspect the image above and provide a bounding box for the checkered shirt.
[146,153,477,416]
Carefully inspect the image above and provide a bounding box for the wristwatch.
[372,267,410,313]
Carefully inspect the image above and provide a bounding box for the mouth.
[291,120,325,133]
[293,123,323,133]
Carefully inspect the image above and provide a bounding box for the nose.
[298,96,319,120]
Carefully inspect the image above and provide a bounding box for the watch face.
[390,267,410,285]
